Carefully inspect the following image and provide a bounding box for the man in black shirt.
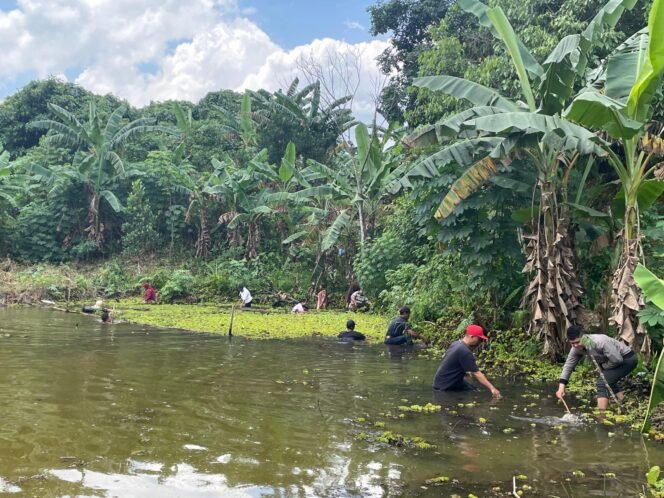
[338,319,366,341]
[384,307,428,345]
[432,324,500,397]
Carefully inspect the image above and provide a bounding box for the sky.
[0,0,390,120]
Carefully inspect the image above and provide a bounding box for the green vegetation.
[0,0,663,454]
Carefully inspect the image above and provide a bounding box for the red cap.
[466,324,488,340]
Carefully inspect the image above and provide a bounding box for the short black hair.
[101,311,110,322]
[399,306,410,315]
[346,319,355,330]
[567,325,583,340]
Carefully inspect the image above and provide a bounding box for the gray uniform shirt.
[559,334,632,384]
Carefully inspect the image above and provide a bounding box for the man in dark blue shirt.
[432,324,500,397]
[384,307,429,345]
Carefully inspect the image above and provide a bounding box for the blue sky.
[0,0,388,117]
[242,0,376,48]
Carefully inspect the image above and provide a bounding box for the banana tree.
[401,0,635,358]
[564,0,664,356]
[29,102,171,247]
[305,122,412,253]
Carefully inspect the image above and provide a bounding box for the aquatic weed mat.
[106,299,391,341]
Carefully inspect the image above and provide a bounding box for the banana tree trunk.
[611,204,650,359]
[195,209,211,259]
[522,178,583,359]
[85,191,103,248]
[357,202,366,252]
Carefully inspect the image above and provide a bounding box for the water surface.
[0,308,660,497]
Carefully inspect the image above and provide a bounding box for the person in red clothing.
[143,282,157,304]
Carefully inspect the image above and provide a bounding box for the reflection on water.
[0,307,661,497]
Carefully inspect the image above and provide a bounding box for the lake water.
[0,307,661,497]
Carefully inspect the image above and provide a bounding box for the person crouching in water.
[432,324,500,398]
[556,325,637,410]
[384,306,429,345]
[338,320,365,341]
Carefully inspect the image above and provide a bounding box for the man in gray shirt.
[556,326,637,410]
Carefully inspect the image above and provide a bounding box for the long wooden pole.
[228,305,235,337]
[588,354,622,411]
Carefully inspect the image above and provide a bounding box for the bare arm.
[472,371,500,397]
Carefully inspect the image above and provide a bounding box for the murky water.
[0,308,661,497]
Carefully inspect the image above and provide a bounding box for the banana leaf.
[413,75,520,111]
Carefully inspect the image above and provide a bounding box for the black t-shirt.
[338,330,366,340]
[432,340,480,391]
[385,316,411,338]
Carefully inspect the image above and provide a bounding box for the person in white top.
[238,285,252,307]
[292,300,307,313]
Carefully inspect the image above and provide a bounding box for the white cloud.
[0,0,389,121]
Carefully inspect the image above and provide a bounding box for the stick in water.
[560,397,572,415]
[228,305,235,337]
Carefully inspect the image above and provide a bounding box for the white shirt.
[292,303,305,313]
[239,287,252,304]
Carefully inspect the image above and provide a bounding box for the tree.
[250,78,356,163]
[368,0,453,122]
[564,0,664,355]
[306,123,412,253]
[29,102,171,248]
[401,0,636,358]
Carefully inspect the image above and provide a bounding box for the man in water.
[101,310,113,323]
[338,319,365,341]
[238,285,252,308]
[384,306,428,345]
[143,283,157,304]
[556,325,637,410]
[432,324,501,398]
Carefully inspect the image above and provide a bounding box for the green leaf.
[407,137,504,181]
[605,29,649,102]
[565,91,643,139]
[465,112,607,156]
[282,230,309,244]
[413,76,520,111]
[612,180,664,218]
[100,190,122,212]
[642,349,664,432]
[486,6,536,111]
[322,210,351,252]
[567,202,610,218]
[627,0,664,122]
[404,107,508,148]
[488,176,530,193]
[278,141,297,182]
[458,0,543,81]
[646,466,661,485]
[634,264,664,310]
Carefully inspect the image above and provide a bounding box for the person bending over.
[384,306,428,345]
[556,325,636,410]
[432,324,500,398]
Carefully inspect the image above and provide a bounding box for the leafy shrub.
[160,269,196,303]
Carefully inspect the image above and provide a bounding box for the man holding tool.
[555,326,637,410]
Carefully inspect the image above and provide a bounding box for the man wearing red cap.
[432,324,500,397]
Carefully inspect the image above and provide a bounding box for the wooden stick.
[588,354,622,412]
[560,397,572,415]
[228,305,235,337]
